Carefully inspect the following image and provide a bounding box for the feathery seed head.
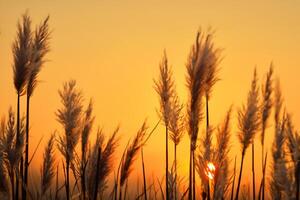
[237,68,260,153]
[87,127,119,196]
[27,16,51,97]
[56,80,83,162]
[186,29,220,150]
[81,99,95,162]
[41,133,56,194]
[274,79,283,127]
[261,64,274,145]
[154,51,174,126]
[120,121,148,186]
[169,94,185,146]
[13,13,32,95]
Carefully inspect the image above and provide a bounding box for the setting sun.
[205,162,216,180]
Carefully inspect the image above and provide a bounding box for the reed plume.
[0,108,25,200]
[213,106,232,200]
[269,79,293,199]
[0,117,10,198]
[168,93,184,200]
[2,108,17,200]
[24,15,51,199]
[203,29,221,200]
[87,128,105,198]
[119,121,148,200]
[56,80,83,200]
[260,65,273,200]
[80,99,95,200]
[12,13,32,98]
[86,127,119,198]
[270,117,292,200]
[186,29,218,200]
[286,114,300,200]
[40,133,55,196]
[167,163,178,200]
[154,51,174,200]
[12,13,32,200]
[0,149,10,199]
[260,64,273,159]
[235,69,260,200]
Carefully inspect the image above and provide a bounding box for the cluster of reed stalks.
[1,13,300,200]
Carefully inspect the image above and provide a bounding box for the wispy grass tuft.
[24,15,51,199]
[0,108,25,200]
[270,116,292,199]
[80,99,95,200]
[235,69,260,200]
[286,114,300,199]
[0,117,10,198]
[56,80,83,200]
[119,121,148,200]
[87,127,119,199]
[213,106,232,199]
[12,12,32,200]
[26,15,50,97]
[260,65,273,200]
[154,51,174,200]
[12,13,32,97]
[40,133,56,196]
[186,29,219,200]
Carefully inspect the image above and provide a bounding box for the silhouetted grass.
[2,12,300,200]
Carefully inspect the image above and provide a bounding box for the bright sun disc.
[205,162,216,180]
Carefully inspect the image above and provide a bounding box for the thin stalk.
[113,173,117,200]
[82,166,86,200]
[16,93,20,200]
[230,156,237,200]
[192,151,196,200]
[141,148,147,200]
[81,149,87,200]
[252,143,255,200]
[114,177,118,200]
[66,156,70,200]
[296,161,299,200]
[55,165,59,200]
[116,143,128,200]
[11,166,15,200]
[261,128,265,200]
[207,179,210,200]
[174,144,177,200]
[93,147,101,200]
[119,185,122,200]
[20,156,24,200]
[188,142,193,200]
[235,150,245,200]
[166,126,169,200]
[262,152,267,200]
[205,95,210,200]
[124,180,128,200]
[24,95,30,200]
[257,179,262,200]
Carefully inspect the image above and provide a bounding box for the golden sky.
[1,0,300,190]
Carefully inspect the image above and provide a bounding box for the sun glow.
[205,162,216,180]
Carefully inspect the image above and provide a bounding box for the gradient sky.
[1,0,300,191]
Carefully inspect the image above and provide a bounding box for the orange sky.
[1,0,300,193]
